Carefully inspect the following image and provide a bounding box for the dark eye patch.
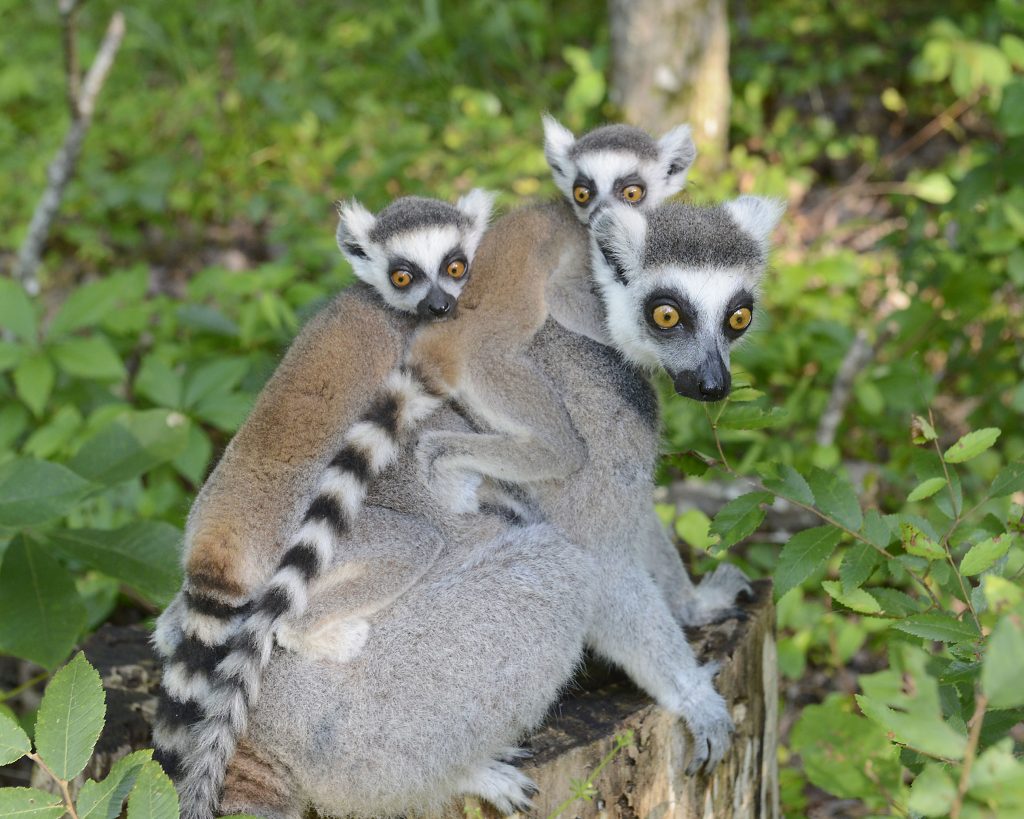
[440,248,469,278]
[572,174,596,204]
[725,289,755,314]
[643,291,696,334]
[387,257,426,285]
[613,173,645,191]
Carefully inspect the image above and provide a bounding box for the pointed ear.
[542,113,576,188]
[590,204,647,285]
[657,124,697,196]
[456,188,496,258]
[724,196,786,247]
[336,199,376,266]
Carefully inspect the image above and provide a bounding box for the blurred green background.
[1,0,1023,815]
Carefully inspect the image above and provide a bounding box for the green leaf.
[982,615,1024,709]
[901,522,945,560]
[860,509,894,550]
[775,525,842,599]
[133,356,183,408]
[908,476,947,502]
[915,172,955,204]
[673,508,715,551]
[821,580,881,614]
[48,278,131,339]
[13,354,55,417]
[0,340,26,372]
[960,535,1013,576]
[708,491,772,553]
[943,428,1001,464]
[0,278,38,341]
[908,764,957,816]
[840,542,881,592]
[68,410,189,486]
[911,414,938,444]
[0,710,31,765]
[762,464,814,505]
[50,336,126,381]
[47,521,183,605]
[0,537,88,669]
[78,750,153,819]
[0,458,92,526]
[34,652,106,780]
[0,787,65,819]
[990,462,1024,497]
[716,404,788,430]
[894,612,979,643]
[182,358,249,409]
[807,468,863,530]
[127,761,179,819]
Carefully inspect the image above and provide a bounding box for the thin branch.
[27,751,81,819]
[12,9,125,296]
[0,670,49,703]
[950,691,987,819]
[816,327,874,448]
[59,0,84,118]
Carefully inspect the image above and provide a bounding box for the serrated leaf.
[982,615,1024,709]
[840,542,881,592]
[943,428,1001,464]
[78,749,153,819]
[50,336,126,381]
[990,462,1024,497]
[0,710,31,765]
[861,509,894,550]
[775,525,842,599]
[894,612,979,643]
[717,404,788,430]
[0,537,87,669]
[822,580,882,614]
[68,410,189,486]
[127,761,179,819]
[708,491,772,553]
[901,522,945,560]
[908,764,957,816]
[762,464,814,505]
[908,477,947,502]
[47,521,183,605]
[0,278,39,342]
[871,587,926,617]
[807,468,862,530]
[34,652,106,780]
[0,787,65,819]
[960,535,1013,576]
[13,354,54,417]
[0,458,92,526]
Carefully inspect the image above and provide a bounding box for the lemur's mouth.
[670,365,731,403]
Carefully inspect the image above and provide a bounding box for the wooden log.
[39,579,777,818]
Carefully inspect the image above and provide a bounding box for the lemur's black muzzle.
[670,355,731,402]
[417,287,456,321]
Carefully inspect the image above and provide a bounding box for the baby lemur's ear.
[455,188,496,258]
[542,113,577,190]
[724,196,786,248]
[336,199,377,267]
[657,124,697,196]
[590,203,647,285]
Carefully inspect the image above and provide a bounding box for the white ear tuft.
[542,113,576,184]
[456,188,497,258]
[336,199,377,266]
[657,124,697,196]
[590,203,647,283]
[724,196,786,246]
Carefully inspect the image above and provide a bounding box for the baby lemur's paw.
[276,616,370,664]
[416,433,481,514]
[458,755,538,816]
[677,662,734,775]
[686,563,754,626]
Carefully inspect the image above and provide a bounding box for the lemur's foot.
[275,616,370,664]
[416,433,481,514]
[458,755,538,815]
[677,661,734,775]
[685,563,754,626]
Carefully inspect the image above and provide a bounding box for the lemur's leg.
[417,357,587,512]
[219,738,301,819]
[455,752,538,816]
[586,552,733,774]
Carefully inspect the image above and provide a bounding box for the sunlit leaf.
[34,652,106,780]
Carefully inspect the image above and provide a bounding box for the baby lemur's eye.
[652,304,680,329]
[573,186,592,205]
[622,184,645,204]
[728,307,752,331]
[446,259,467,279]
[390,270,412,288]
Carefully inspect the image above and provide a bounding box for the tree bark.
[608,0,731,165]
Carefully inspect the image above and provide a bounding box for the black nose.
[429,301,450,317]
[698,379,729,401]
[418,288,456,321]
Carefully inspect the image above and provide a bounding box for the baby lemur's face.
[543,116,696,224]
[337,190,494,320]
[590,198,785,402]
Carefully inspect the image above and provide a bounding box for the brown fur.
[219,738,294,816]
[184,283,414,601]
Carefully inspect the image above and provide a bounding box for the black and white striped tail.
[167,368,442,819]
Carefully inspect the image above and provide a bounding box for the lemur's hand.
[681,563,755,627]
[676,661,735,775]
[415,431,482,514]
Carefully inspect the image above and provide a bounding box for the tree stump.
[35,580,777,818]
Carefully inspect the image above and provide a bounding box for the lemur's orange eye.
[729,307,752,331]
[652,304,680,329]
[573,186,592,204]
[446,259,466,279]
[390,270,412,288]
[622,184,645,203]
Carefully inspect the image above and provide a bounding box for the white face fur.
[590,197,786,401]
[336,189,494,319]
[542,115,696,223]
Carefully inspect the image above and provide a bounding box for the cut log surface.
[41,579,776,819]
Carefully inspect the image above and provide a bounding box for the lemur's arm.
[183,286,410,604]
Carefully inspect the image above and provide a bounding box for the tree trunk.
[608,0,731,165]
